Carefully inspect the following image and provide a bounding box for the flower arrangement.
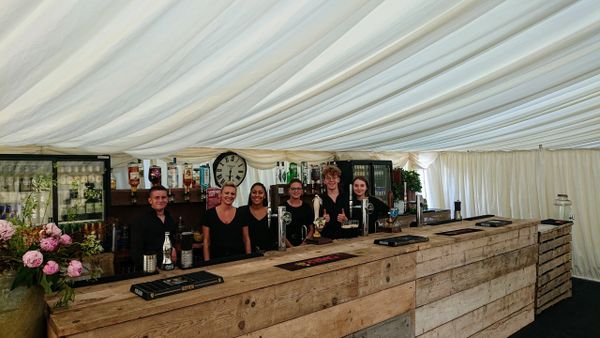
[0,174,103,307]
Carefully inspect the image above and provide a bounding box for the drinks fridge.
[335,160,392,202]
[0,154,111,242]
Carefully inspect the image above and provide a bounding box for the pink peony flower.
[40,236,59,252]
[59,234,72,245]
[0,220,15,242]
[22,250,44,268]
[67,260,83,278]
[41,223,62,238]
[42,260,60,275]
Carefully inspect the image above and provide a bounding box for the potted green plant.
[392,168,422,202]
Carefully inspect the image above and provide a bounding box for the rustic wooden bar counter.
[47,218,538,338]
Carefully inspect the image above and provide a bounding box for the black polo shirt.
[320,192,350,239]
[130,208,176,269]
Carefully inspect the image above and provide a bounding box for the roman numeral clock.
[212,151,248,187]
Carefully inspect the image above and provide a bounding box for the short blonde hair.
[221,181,237,191]
[322,165,342,179]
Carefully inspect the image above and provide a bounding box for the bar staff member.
[352,176,389,234]
[202,181,252,261]
[239,182,276,252]
[130,185,177,269]
[285,179,314,246]
[320,165,350,239]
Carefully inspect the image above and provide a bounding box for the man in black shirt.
[130,185,177,270]
[319,165,350,239]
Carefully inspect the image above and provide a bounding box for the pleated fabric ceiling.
[1,0,599,158]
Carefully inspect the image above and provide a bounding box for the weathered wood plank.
[536,289,572,314]
[539,243,570,264]
[417,285,534,338]
[538,262,571,285]
[539,234,571,254]
[416,223,536,278]
[538,223,572,243]
[415,265,536,335]
[416,245,537,306]
[66,254,415,338]
[538,252,571,276]
[51,245,416,336]
[537,280,571,308]
[343,311,414,338]
[468,303,534,338]
[239,282,415,338]
[537,271,571,296]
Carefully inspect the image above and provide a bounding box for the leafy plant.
[392,168,422,201]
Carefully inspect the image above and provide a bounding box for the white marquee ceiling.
[1,0,599,158]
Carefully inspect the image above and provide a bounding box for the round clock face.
[213,152,247,187]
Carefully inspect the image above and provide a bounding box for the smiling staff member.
[202,181,252,261]
[130,185,177,270]
[285,179,314,246]
[320,165,350,239]
[352,176,389,234]
[239,182,276,252]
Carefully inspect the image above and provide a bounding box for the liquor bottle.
[148,161,161,187]
[199,164,210,202]
[183,163,193,202]
[300,161,309,185]
[110,170,117,190]
[177,216,185,240]
[161,232,175,271]
[127,162,140,204]
[167,159,178,202]
[275,162,281,184]
[137,159,144,189]
[288,162,297,182]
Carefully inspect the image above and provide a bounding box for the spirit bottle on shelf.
[148,161,161,187]
[137,159,145,190]
[128,162,140,204]
[167,159,178,202]
[110,169,117,190]
[182,163,193,202]
[199,164,210,202]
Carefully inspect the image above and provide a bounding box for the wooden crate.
[536,222,573,314]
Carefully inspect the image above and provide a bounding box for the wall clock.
[212,151,247,187]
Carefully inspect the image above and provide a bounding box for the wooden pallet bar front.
[47,218,538,338]
[535,222,573,315]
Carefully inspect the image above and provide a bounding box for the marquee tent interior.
[0,1,598,281]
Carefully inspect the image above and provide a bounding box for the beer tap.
[415,193,424,227]
[348,185,374,236]
[267,204,291,251]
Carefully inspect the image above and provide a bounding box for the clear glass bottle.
[167,159,178,202]
[554,194,574,221]
[183,163,193,201]
[127,162,140,204]
[110,170,117,190]
[161,232,175,271]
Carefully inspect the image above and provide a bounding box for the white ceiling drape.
[1,0,599,158]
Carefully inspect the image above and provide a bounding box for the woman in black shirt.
[285,179,314,246]
[239,182,276,252]
[352,176,390,234]
[202,182,251,260]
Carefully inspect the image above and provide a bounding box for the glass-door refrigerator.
[335,160,393,203]
[0,154,111,242]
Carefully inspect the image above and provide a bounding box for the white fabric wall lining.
[425,149,600,281]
